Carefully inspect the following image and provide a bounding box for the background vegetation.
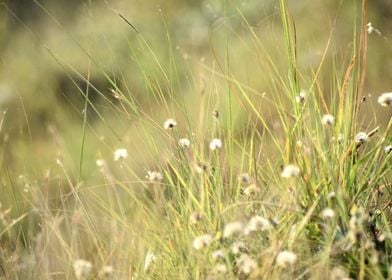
[0,0,391,279]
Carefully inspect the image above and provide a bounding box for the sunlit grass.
[0,1,391,279]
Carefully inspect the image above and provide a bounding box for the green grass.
[0,0,391,279]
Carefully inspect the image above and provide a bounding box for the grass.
[0,0,391,279]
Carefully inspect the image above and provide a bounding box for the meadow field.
[0,0,391,279]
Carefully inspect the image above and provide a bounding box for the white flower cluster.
[73,259,93,280]
[322,114,335,126]
[193,234,213,250]
[114,148,128,161]
[163,118,177,130]
[73,259,114,279]
[377,92,392,107]
[281,164,300,178]
[276,250,298,268]
[146,171,163,182]
[355,132,369,143]
[209,138,222,151]
[178,138,190,148]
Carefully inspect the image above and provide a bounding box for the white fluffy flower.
[209,138,222,151]
[73,259,93,280]
[243,184,261,196]
[231,241,247,255]
[322,114,335,126]
[378,92,392,107]
[163,118,177,130]
[214,264,228,274]
[223,221,244,238]
[237,254,258,275]
[211,250,225,261]
[276,251,297,268]
[193,234,213,250]
[281,164,300,178]
[246,216,271,233]
[178,138,190,148]
[327,191,336,199]
[146,171,163,182]
[114,148,128,161]
[355,132,369,143]
[321,208,335,219]
[295,90,306,104]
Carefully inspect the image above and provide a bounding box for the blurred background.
[0,0,391,188]
[0,1,391,277]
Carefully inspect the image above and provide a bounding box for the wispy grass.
[0,0,391,279]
